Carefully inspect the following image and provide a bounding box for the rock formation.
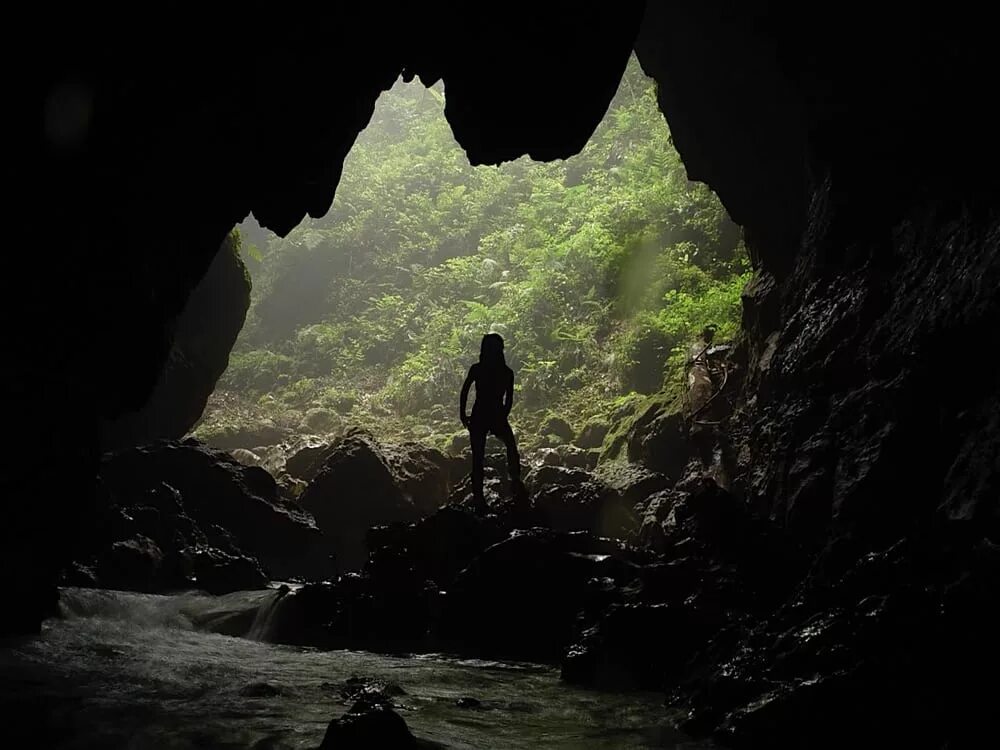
[98,232,251,451]
[96,439,334,582]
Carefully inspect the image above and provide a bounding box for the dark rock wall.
[98,232,251,451]
[635,2,1000,550]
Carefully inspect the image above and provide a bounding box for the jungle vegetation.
[197,57,749,452]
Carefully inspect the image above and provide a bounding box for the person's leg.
[495,418,521,481]
[470,425,488,511]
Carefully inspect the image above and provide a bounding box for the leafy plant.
[207,56,749,449]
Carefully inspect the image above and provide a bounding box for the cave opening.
[4,4,999,749]
[196,55,747,464]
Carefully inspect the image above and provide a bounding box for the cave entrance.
[197,55,747,458]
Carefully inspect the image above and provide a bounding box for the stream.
[0,587,713,749]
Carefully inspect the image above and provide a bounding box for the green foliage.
[210,57,748,448]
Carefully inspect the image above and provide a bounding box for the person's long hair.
[479,332,506,368]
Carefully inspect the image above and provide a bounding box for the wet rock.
[230,448,263,467]
[562,602,712,690]
[299,432,421,573]
[561,478,803,693]
[524,465,594,492]
[186,545,268,594]
[598,464,672,514]
[528,469,636,539]
[94,535,165,593]
[455,697,482,709]
[672,527,1000,748]
[338,676,407,705]
[368,505,504,587]
[263,507,508,651]
[100,440,333,581]
[437,529,643,661]
[575,421,610,449]
[276,473,308,502]
[265,582,344,648]
[318,701,416,750]
[70,480,272,594]
[267,573,436,652]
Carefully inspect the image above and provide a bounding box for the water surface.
[0,587,711,749]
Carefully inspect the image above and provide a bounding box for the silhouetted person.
[460,333,522,512]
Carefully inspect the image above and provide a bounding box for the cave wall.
[634,2,1000,551]
[98,231,251,452]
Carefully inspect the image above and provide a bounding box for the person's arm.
[459,365,475,427]
[504,368,514,416]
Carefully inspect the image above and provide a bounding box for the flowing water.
[0,587,713,749]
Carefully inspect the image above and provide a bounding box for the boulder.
[542,415,576,443]
[599,393,692,477]
[524,464,593,492]
[367,505,504,588]
[446,430,468,457]
[598,464,672,513]
[266,572,436,652]
[383,441,454,514]
[194,420,292,453]
[575,420,610,449]
[526,465,636,539]
[99,439,334,581]
[185,546,268,594]
[318,701,416,750]
[554,444,598,469]
[436,529,643,661]
[672,530,1000,749]
[69,479,270,594]
[285,437,339,481]
[561,602,711,690]
[303,407,341,433]
[93,535,166,593]
[298,432,420,573]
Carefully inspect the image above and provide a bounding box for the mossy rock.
[447,430,469,456]
[541,415,575,443]
[409,424,434,439]
[191,420,290,452]
[304,407,340,433]
[599,390,686,468]
[575,420,609,449]
[540,433,566,448]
